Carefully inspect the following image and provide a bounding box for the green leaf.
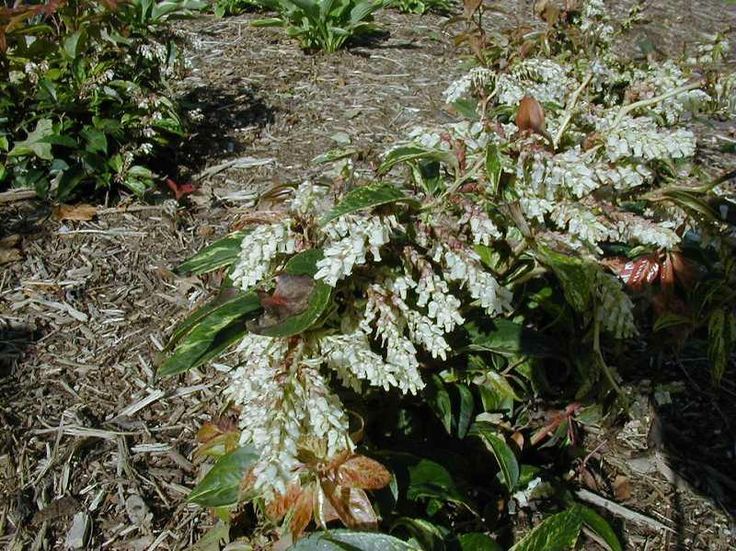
[312,147,360,164]
[426,374,453,434]
[454,383,474,438]
[378,146,457,175]
[537,247,597,312]
[158,292,261,376]
[8,119,55,161]
[392,518,448,551]
[175,231,248,276]
[63,31,83,59]
[457,533,502,551]
[290,529,419,550]
[469,422,519,491]
[485,143,502,194]
[257,249,332,338]
[188,446,259,507]
[319,182,411,226]
[509,508,583,551]
[381,452,466,506]
[653,313,691,332]
[81,127,108,155]
[468,319,555,358]
[577,505,622,551]
[191,521,231,550]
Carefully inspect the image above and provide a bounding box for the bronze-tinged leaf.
[343,488,378,529]
[510,431,525,451]
[313,483,341,528]
[267,484,303,522]
[659,254,675,290]
[515,95,546,136]
[620,256,660,291]
[196,422,222,443]
[320,480,378,530]
[290,486,314,539]
[337,455,391,490]
[669,252,697,289]
[463,0,482,18]
[53,203,97,221]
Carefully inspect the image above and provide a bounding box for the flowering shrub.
[0,0,204,200]
[388,0,452,15]
[164,0,734,548]
[252,0,390,53]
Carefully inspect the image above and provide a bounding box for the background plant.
[252,0,390,53]
[388,0,453,16]
[163,0,734,549]
[0,0,204,201]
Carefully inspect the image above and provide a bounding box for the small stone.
[125,494,151,527]
[65,512,90,549]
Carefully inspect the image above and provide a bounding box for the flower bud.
[516,95,547,136]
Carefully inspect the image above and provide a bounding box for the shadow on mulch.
[617,349,736,548]
[153,85,276,179]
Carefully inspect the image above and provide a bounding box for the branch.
[575,489,675,533]
[612,81,703,128]
[553,71,594,150]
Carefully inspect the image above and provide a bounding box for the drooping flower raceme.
[230,219,297,291]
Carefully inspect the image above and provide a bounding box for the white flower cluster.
[434,246,512,316]
[522,148,600,200]
[597,164,652,191]
[444,67,495,104]
[613,215,680,249]
[230,220,297,291]
[596,273,637,339]
[579,0,615,42]
[459,205,502,245]
[497,59,571,106]
[630,61,710,124]
[322,329,424,394]
[550,202,612,246]
[315,214,399,286]
[289,181,334,217]
[227,335,351,496]
[599,115,696,161]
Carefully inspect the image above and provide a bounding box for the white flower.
[459,205,502,245]
[230,220,297,291]
[322,329,424,394]
[597,273,637,339]
[315,215,399,286]
[444,67,495,103]
[497,59,571,106]
[227,335,351,496]
[440,247,512,316]
[289,181,333,217]
[598,115,696,161]
[614,215,679,248]
[550,203,613,246]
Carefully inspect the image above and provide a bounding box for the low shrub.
[252,0,391,53]
[163,0,735,548]
[0,0,204,201]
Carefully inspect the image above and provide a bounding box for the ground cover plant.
[160,0,736,548]
[251,0,391,52]
[0,0,204,201]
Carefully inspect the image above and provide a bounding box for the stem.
[592,311,623,396]
[611,81,702,128]
[553,71,594,150]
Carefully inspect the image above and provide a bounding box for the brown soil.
[1,2,735,550]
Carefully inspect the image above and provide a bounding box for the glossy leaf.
[538,248,597,312]
[381,453,466,506]
[319,182,411,226]
[426,375,453,434]
[468,319,554,358]
[485,143,502,193]
[454,383,474,438]
[577,505,622,551]
[379,145,459,175]
[392,517,448,551]
[158,292,261,376]
[290,529,419,550]
[509,507,583,551]
[337,455,392,490]
[188,446,259,507]
[458,533,503,551]
[470,422,519,491]
[175,231,248,276]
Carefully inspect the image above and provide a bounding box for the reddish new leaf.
[620,255,660,290]
[337,455,392,490]
[267,484,303,522]
[290,486,314,539]
[166,177,196,201]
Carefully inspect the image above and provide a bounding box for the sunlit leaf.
[470,422,519,491]
[290,529,419,550]
[175,231,248,276]
[337,455,392,490]
[319,182,412,225]
[509,507,582,551]
[458,533,503,551]
[577,505,622,551]
[188,446,259,507]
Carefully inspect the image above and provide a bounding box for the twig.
[612,82,702,127]
[0,189,37,204]
[554,71,593,150]
[575,488,675,533]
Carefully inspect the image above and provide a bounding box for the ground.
[1,2,735,550]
